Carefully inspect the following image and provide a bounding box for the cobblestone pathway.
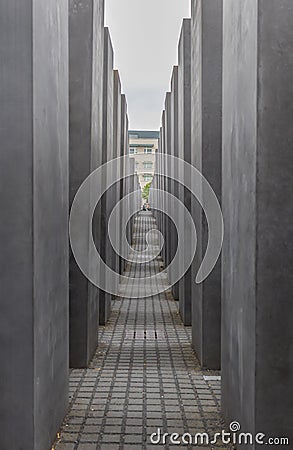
[55,212,231,450]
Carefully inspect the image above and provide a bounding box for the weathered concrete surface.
[190,0,222,369]
[69,0,104,367]
[99,27,114,324]
[121,109,132,270]
[123,158,131,253]
[119,95,128,274]
[89,0,105,354]
[0,1,69,449]
[177,19,192,326]
[222,0,293,445]
[113,71,122,278]
[170,67,179,300]
[160,111,165,264]
[160,113,165,262]
[164,93,172,269]
[157,116,166,247]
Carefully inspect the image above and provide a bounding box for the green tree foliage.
[142,182,152,202]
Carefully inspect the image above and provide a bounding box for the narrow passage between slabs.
[56,211,231,450]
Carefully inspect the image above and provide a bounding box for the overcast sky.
[105,0,190,131]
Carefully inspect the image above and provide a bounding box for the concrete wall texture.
[0,1,69,449]
[164,93,172,268]
[119,94,129,274]
[190,0,222,370]
[177,19,192,326]
[99,27,115,325]
[222,0,293,445]
[113,71,123,277]
[170,67,180,300]
[69,0,104,368]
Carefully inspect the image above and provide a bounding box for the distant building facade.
[128,130,159,190]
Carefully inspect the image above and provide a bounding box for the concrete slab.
[112,70,122,282]
[99,27,114,325]
[0,1,69,449]
[177,19,192,326]
[89,0,106,350]
[222,0,293,443]
[170,66,179,300]
[190,0,222,369]
[119,95,128,274]
[164,93,172,269]
[69,0,104,367]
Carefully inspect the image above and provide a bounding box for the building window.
[129,147,137,154]
[144,148,153,154]
[144,174,153,182]
[143,162,153,169]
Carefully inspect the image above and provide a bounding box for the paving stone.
[103,425,122,434]
[55,444,76,450]
[124,434,143,444]
[77,445,97,450]
[99,446,120,450]
[125,426,143,434]
[101,434,121,442]
[60,432,79,441]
